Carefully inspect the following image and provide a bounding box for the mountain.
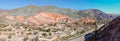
[0,15,14,25]
[86,16,120,41]
[8,5,79,18]
[24,12,73,26]
[0,5,118,25]
[77,9,117,21]
[8,5,118,21]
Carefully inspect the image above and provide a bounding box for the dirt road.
[65,29,95,41]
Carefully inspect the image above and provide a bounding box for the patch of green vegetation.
[8,35,12,39]
[80,30,85,34]
[42,33,47,37]
[23,38,28,41]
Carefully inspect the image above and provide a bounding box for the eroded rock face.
[3,12,73,26]
[79,18,95,23]
[86,16,120,41]
[24,12,73,25]
[24,16,40,26]
[16,16,25,21]
[5,14,15,20]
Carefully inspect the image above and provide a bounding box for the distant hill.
[0,5,118,22]
[77,9,117,21]
[0,16,14,25]
[8,5,79,18]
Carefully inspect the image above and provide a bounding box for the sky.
[0,0,120,14]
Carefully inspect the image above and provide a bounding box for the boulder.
[86,16,120,41]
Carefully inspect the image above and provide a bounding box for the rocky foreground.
[86,16,120,41]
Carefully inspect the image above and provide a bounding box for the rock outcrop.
[24,12,73,26]
[3,12,73,26]
[77,9,117,21]
[86,16,120,41]
[24,16,40,26]
[79,18,95,23]
[16,16,25,21]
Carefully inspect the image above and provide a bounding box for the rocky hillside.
[0,5,117,20]
[86,16,120,41]
[9,5,79,19]
[0,15,14,25]
[77,9,117,21]
[0,5,118,25]
[24,12,73,26]
[0,5,119,41]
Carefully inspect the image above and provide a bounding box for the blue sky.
[0,0,120,14]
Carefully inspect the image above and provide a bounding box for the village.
[0,19,97,41]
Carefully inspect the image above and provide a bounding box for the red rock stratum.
[24,12,73,25]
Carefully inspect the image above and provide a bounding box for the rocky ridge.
[86,16,120,41]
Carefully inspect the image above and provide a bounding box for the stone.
[24,12,73,26]
[86,16,120,41]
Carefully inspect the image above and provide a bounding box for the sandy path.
[65,29,95,41]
